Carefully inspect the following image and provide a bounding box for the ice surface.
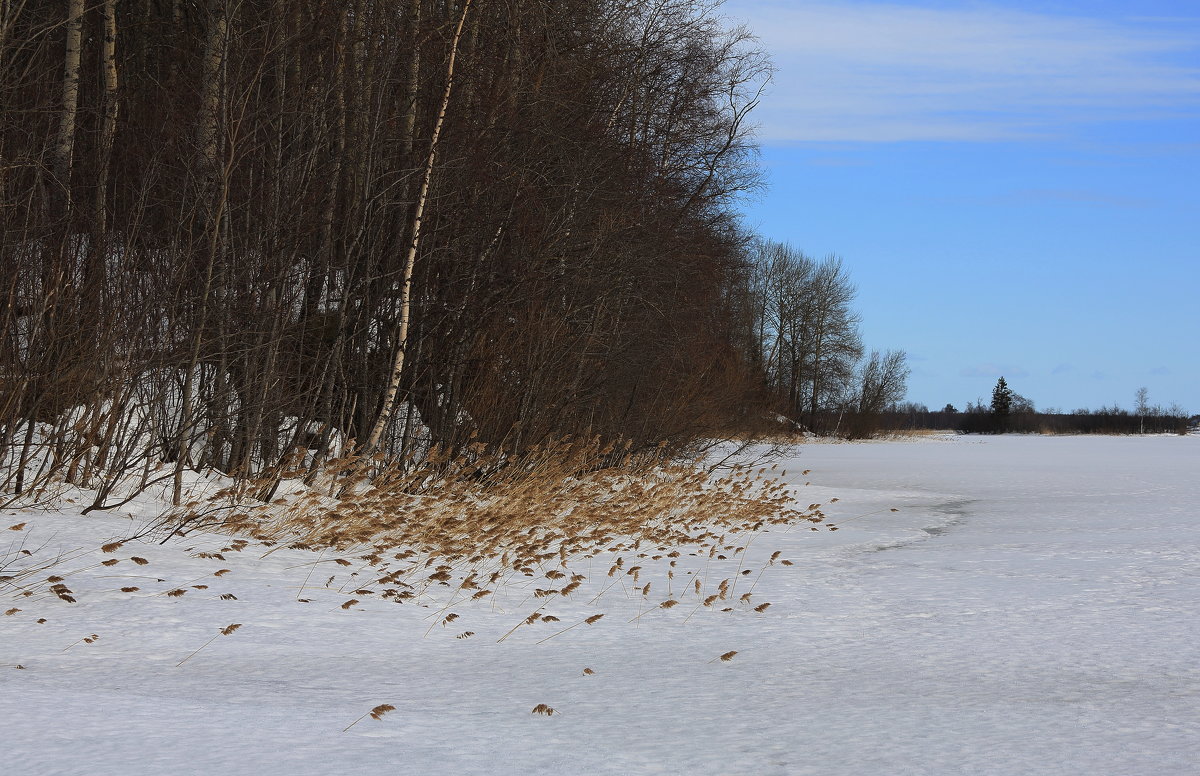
[4,434,1198,775]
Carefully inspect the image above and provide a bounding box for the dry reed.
[176,623,243,666]
[3,438,832,661]
[343,704,396,732]
[147,438,825,633]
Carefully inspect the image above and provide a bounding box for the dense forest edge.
[1,0,914,512]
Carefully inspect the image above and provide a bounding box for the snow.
[4,434,1199,775]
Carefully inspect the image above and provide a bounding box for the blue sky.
[720,0,1199,413]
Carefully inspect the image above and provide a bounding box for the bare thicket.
[725,239,914,437]
[2,0,782,505]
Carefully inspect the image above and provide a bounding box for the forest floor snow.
[3,434,1198,775]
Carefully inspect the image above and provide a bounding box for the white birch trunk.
[54,0,85,212]
[93,0,119,234]
[364,0,473,453]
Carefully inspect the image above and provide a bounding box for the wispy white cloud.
[721,1,1200,142]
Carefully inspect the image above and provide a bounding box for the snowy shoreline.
[4,434,1198,776]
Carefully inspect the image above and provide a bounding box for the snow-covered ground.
[4,434,1198,775]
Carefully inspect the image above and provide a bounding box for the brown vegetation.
[135,437,827,621]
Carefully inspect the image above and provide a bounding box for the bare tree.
[745,241,863,431]
[857,350,909,415]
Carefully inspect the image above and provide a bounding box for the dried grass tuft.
[177,624,242,667]
[85,438,830,648]
[50,583,76,603]
[158,440,820,602]
[343,703,397,732]
[61,633,101,649]
[369,704,396,720]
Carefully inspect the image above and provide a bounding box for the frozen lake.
[750,434,1200,775]
[5,434,1198,775]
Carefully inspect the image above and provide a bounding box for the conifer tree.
[991,377,1014,432]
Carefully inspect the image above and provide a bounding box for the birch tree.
[365,0,472,453]
[52,0,84,221]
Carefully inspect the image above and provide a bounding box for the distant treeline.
[877,406,1192,436]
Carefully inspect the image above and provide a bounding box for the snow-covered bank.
[4,435,1198,775]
